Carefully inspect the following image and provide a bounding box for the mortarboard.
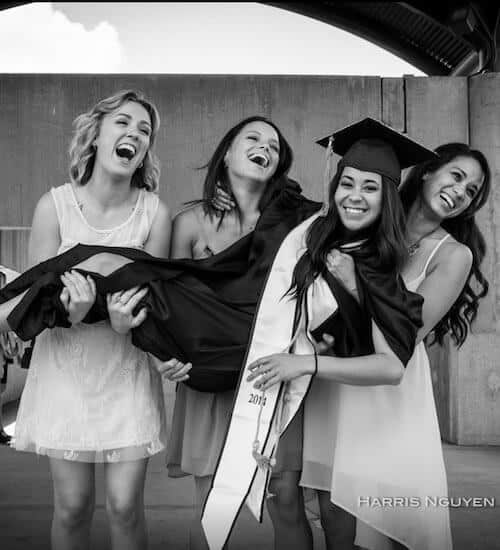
[316,117,437,213]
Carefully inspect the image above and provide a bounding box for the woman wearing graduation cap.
[223,122,490,550]
[295,129,489,550]
[305,140,489,550]
[202,118,462,550]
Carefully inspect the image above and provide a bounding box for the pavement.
[1,399,499,550]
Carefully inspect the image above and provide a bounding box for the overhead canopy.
[1,2,499,75]
[264,2,500,75]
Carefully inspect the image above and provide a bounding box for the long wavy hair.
[399,142,491,347]
[289,161,408,310]
[68,89,161,191]
[195,116,293,223]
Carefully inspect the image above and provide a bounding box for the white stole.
[202,214,338,549]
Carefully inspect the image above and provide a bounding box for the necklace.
[407,226,440,256]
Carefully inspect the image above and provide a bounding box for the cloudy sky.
[0,2,425,75]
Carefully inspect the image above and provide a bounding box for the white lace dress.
[14,183,166,462]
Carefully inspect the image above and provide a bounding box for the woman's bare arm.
[170,208,198,260]
[248,320,404,390]
[28,191,61,267]
[156,207,198,381]
[0,192,61,332]
[314,321,403,385]
[413,242,472,344]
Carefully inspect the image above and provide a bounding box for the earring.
[139,162,144,169]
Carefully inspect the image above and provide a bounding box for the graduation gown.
[201,213,423,549]
[0,189,423,548]
[0,178,319,393]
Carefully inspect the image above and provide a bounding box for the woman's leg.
[0,389,11,444]
[189,475,212,550]
[317,489,356,550]
[266,470,313,550]
[104,458,149,550]
[49,458,95,550]
[0,389,5,430]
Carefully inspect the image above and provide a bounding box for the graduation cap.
[316,117,437,214]
[317,117,436,182]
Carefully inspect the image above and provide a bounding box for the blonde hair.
[68,90,161,191]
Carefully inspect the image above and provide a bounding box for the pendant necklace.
[407,226,440,256]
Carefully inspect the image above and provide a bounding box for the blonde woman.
[14,90,171,550]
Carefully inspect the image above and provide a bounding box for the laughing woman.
[164,116,315,550]
[247,139,490,550]
[0,113,318,550]
[204,118,432,549]
[329,141,490,550]
[13,90,171,550]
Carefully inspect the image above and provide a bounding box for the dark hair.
[289,162,408,310]
[197,116,293,223]
[399,142,491,347]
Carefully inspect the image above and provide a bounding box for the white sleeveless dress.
[300,235,453,550]
[14,183,167,463]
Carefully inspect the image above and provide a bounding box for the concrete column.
[454,73,500,444]
[429,74,500,444]
[404,75,500,444]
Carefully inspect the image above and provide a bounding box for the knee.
[54,493,93,529]
[269,474,302,508]
[106,493,142,528]
[267,476,304,521]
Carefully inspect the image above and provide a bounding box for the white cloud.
[0,3,123,72]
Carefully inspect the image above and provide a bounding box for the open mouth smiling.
[439,192,456,210]
[343,206,367,214]
[248,152,269,168]
[116,143,137,161]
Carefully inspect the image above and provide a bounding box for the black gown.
[0,178,319,392]
[0,178,422,391]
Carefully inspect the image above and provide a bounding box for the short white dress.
[14,183,167,462]
[300,235,453,550]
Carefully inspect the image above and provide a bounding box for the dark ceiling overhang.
[263,2,500,75]
[1,2,499,75]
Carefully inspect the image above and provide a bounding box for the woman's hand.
[212,183,235,212]
[106,286,149,334]
[313,333,336,356]
[246,353,316,391]
[60,271,97,325]
[326,249,357,294]
[155,358,192,382]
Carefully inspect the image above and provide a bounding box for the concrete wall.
[0,74,384,226]
[0,74,498,443]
